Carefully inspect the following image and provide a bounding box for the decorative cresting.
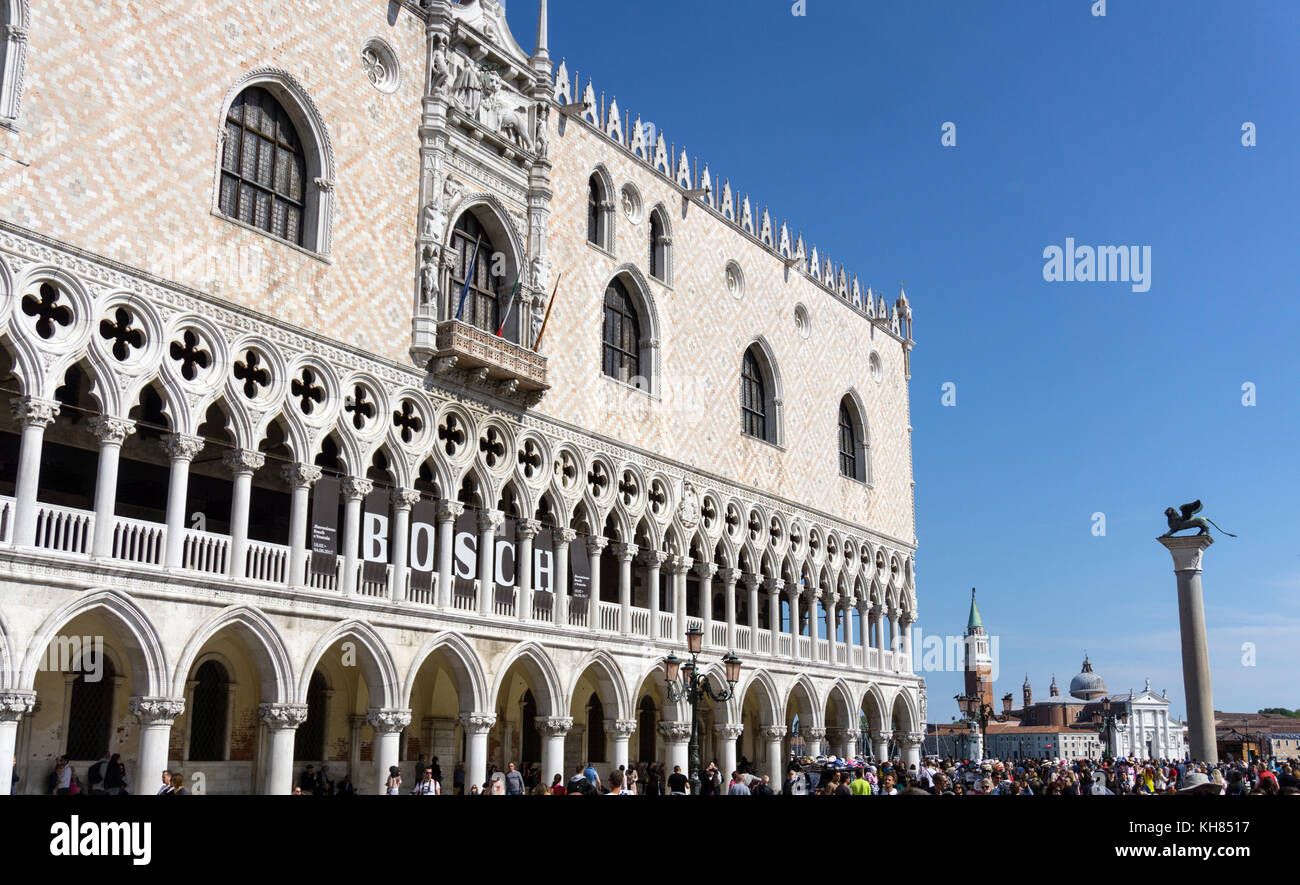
[129,696,186,725]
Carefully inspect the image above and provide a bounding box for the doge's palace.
[0,0,922,794]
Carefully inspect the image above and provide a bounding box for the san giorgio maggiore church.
[0,0,924,793]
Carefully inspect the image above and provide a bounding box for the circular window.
[725,260,745,300]
[794,303,811,339]
[361,38,400,94]
[870,351,883,383]
[621,184,643,224]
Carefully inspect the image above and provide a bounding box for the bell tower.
[963,588,994,711]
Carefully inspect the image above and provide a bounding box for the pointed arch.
[0,0,30,123]
[741,668,781,724]
[298,620,399,710]
[826,679,857,729]
[741,336,784,446]
[402,631,489,713]
[171,605,295,704]
[838,387,871,484]
[587,164,616,251]
[601,265,661,394]
[784,673,821,728]
[490,641,563,718]
[566,649,629,722]
[860,683,889,733]
[648,203,673,285]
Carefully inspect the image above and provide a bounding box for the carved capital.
[86,415,136,447]
[476,508,504,533]
[259,702,310,730]
[161,433,205,463]
[669,555,694,577]
[281,462,323,489]
[342,476,374,501]
[658,720,692,743]
[458,712,497,734]
[717,567,742,587]
[437,500,466,523]
[586,536,609,557]
[11,397,59,429]
[0,690,37,721]
[3,24,30,42]
[534,716,573,737]
[555,528,578,544]
[802,727,827,741]
[392,488,423,510]
[740,573,762,591]
[609,718,638,738]
[129,696,186,726]
[639,549,668,569]
[714,723,744,741]
[367,707,413,734]
[762,578,784,594]
[223,449,266,475]
[874,730,894,743]
[695,562,718,581]
[516,519,543,541]
[900,732,925,747]
[760,725,787,740]
[612,541,639,563]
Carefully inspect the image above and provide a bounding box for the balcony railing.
[0,496,899,678]
[432,320,549,397]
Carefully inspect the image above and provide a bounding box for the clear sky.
[505,0,1300,719]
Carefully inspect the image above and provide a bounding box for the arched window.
[637,696,657,764]
[838,394,871,484]
[741,342,782,446]
[0,0,29,123]
[188,660,230,762]
[219,87,308,246]
[294,670,328,762]
[602,277,642,385]
[586,693,607,763]
[520,690,541,765]
[587,172,613,250]
[65,656,116,761]
[649,208,671,283]
[449,212,511,340]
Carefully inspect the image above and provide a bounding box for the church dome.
[1069,656,1107,700]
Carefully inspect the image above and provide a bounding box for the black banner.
[532,526,554,616]
[362,489,389,585]
[570,532,591,615]
[495,517,517,605]
[310,475,339,577]
[409,496,438,595]
[453,505,477,601]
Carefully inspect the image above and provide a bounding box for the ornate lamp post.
[1097,696,1124,762]
[663,626,741,795]
[955,694,1006,762]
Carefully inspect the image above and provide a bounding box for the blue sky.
[507,0,1300,719]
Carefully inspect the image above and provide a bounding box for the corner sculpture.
[1161,500,1236,538]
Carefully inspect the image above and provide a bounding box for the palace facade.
[0,0,922,794]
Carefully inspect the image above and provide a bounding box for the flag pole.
[532,273,562,352]
[496,278,521,338]
[454,235,482,322]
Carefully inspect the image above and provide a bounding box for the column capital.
[714,723,744,740]
[762,577,784,594]
[258,702,310,730]
[341,476,374,501]
[87,415,136,446]
[534,716,573,737]
[1157,534,1213,573]
[555,527,578,544]
[760,725,787,740]
[900,731,925,747]
[0,690,37,721]
[477,508,504,533]
[870,603,884,618]
[900,610,916,627]
[640,549,669,568]
[802,726,827,741]
[280,462,322,488]
[129,696,186,726]
[668,555,694,576]
[612,541,639,563]
[160,433,205,462]
[458,712,497,734]
[437,500,466,522]
[717,567,742,586]
[10,397,60,428]
[585,536,609,557]
[658,720,692,743]
[875,729,894,742]
[608,718,638,738]
[695,561,718,581]
[223,448,266,475]
[824,591,840,608]
[517,518,544,541]
[366,707,413,734]
[825,727,849,742]
[740,572,761,591]
[391,488,423,509]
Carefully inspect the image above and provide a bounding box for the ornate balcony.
[426,320,549,407]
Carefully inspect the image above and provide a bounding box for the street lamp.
[663,628,741,795]
[1097,697,1124,762]
[954,693,1005,761]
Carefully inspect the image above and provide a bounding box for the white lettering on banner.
[453,531,477,579]
[409,521,436,572]
[364,512,389,564]
[495,542,516,586]
[534,549,554,592]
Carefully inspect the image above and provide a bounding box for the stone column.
[609,719,636,771]
[553,528,575,627]
[764,578,783,654]
[887,606,901,668]
[715,723,743,776]
[224,450,266,580]
[720,568,740,650]
[129,696,185,793]
[644,551,667,639]
[872,730,892,762]
[87,416,135,557]
[367,708,412,794]
[804,726,826,758]
[339,477,373,596]
[258,703,309,795]
[873,604,886,664]
[389,490,420,603]
[435,501,464,608]
[613,542,637,636]
[0,691,36,796]
[899,612,915,672]
[786,587,801,660]
[762,725,787,780]
[672,556,693,642]
[901,731,924,770]
[281,463,320,586]
[161,434,205,569]
[826,727,847,759]
[697,562,717,646]
[10,398,59,548]
[743,574,761,653]
[842,597,856,664]
[1158,535,1218,763]
[460,712,496,792]
[824,592,839,665]
[476,509,504,616]
[516,519,542,622]
[659,721,691,782]
[347,714,366,783]
[536,716,572,784]
[585,537,607,632]
[857,601,871,670]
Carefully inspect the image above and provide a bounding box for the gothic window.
[65,656,116,761]
[602,277,641,385]
[0,0,29,122]
[587,171,613,250]
[294,670,328,762]
[188,660,230,762]
[741,349,767,442]
[219,87,307,246]
[649,208,670,284]
[838,396,870,483]
[449,212,510,339]
[588,176,601,245]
